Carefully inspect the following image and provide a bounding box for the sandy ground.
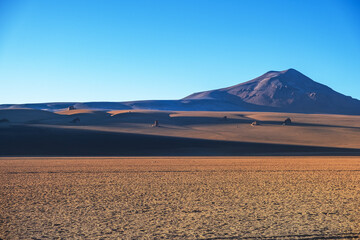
[2,109,360,150]
[1,109,360,156]
[1,156,359,239]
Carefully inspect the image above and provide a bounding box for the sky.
[0,0,359,104]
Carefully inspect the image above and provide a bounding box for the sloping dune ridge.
[1,108,360,155]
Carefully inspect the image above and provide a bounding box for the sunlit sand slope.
[55,110,360,149]
[1,109,360,155]
[0,124,358,156]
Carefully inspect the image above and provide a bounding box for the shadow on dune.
[110,112,360,129]
[255,120,360,130]
[110,112,251,126]
[108,112,248,126]
[110,111,173,124]
[0,125,359,156]
[169,116,250,126]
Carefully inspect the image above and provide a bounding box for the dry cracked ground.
[1,157,360,239]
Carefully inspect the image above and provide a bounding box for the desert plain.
[1,109,360,239]
[1,156,360,239]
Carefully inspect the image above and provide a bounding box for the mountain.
[183,68,360,114]
[1,69,359,114]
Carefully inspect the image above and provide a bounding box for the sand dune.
[55,109,102,115]
[55,109,112,124]
[109,110,172,123]
[2,124,358,156]
[1,109,359,155]
[0,109,64,123]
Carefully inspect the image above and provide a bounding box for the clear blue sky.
[0,0,359,104]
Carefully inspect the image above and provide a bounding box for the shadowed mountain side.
[1,125,359,156]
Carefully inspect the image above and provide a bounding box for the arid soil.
[1,157,359,239]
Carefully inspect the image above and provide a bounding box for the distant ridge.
[2,69,360,114]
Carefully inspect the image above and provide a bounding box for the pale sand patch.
[1,157,359,239]
[55,109,103,115]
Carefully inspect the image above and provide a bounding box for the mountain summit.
[183,68,360,114]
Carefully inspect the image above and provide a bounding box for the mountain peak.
[236,68,311,90]
[265,68,297,72]
[183,69,360,114]
[283,68,298,72]
[281,68,306,77]
[264,68,301,77]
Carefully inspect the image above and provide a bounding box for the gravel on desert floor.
[1,156,359,239]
